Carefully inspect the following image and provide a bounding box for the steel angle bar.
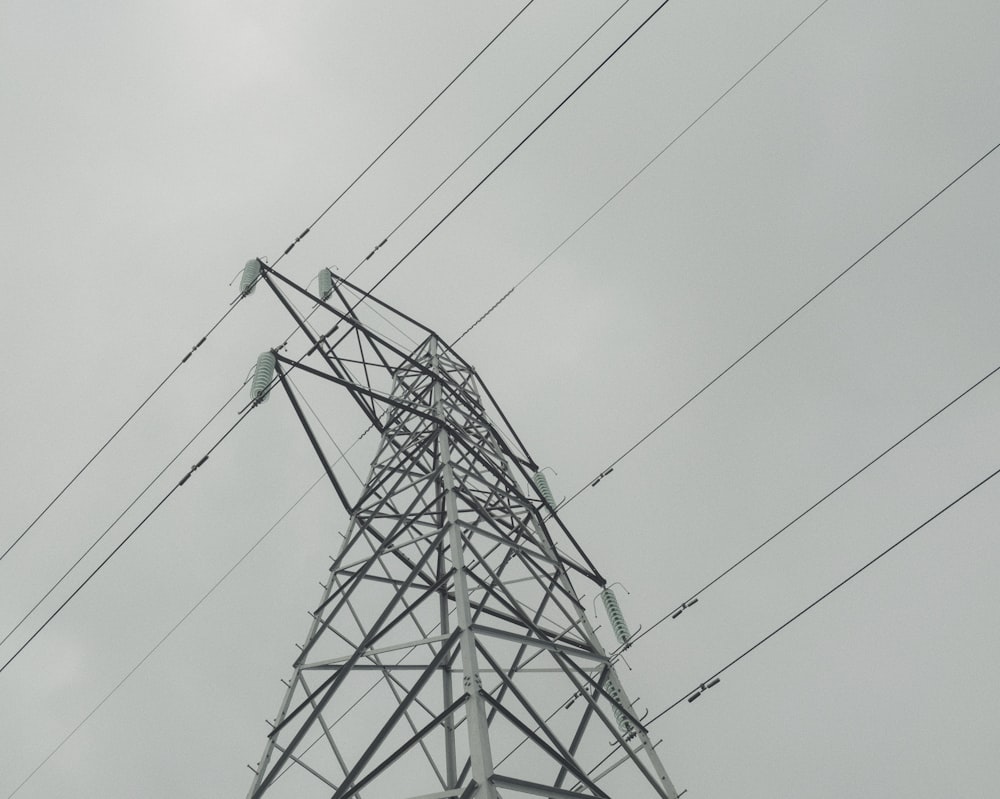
[462,539,554,638]
[264,265,442,389]
[308,565,454,677]
[469,526,579,611]
[457,781,479,799]
[554,664,607,790]
[500,547,592,641]
[475,640,605,793]
[447,451,514,492]
[353,494,444,561]
[546,652,671,799]
[351,479,441,541]
[337,528,446,572]
[461,537,592,652]
[459,553,583,648]
[333,570,421,589]
[459,569,528,631]
[478,666,602,674]
[354,456,441,515]
[557,655,649,737]
[274,354,440,433]
[577,738,665,789]
[363,534,448,651]
[466,573,559,593]
[339,574,451,732]
[477,689,608,798]
[474,561,566,686]
[498,613,596,676]
[284,533,450,729]
[297,672,357,795]
[257,629,461,797]
[338,591,449,791]
[337,504,444,587]
[457,520,547,578]
[469,624,605,665]
[324,490,445,600]
[329,662,468,799]
[328,272,436,339]
[261,268,385,432]
[271,741,341,791]
[358,420,437,494]
[491,773,605,799]
[449,466,525,517]
[447,437,523,496]
[436,341,535,467]
[275,359,353,513]
[302,663,438,672]
[330,278,396,374]
[439,590,538,633]
[324,353,397,370]
[454,520,557,571]
[452,443,602,588]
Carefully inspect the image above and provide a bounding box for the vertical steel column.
[431,338,499,799]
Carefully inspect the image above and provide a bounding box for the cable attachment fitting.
[670,596,700,620]
[283,227,311,256]
[590,467,615,488]
[686,676,721,703]
[363,237,389,262]
[180,335,208,364]
[177,454,209,487]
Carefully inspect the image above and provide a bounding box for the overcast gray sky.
[1,1,999,796]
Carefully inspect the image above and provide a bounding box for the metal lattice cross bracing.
[245,266,680,798]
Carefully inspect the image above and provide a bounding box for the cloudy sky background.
[1,0,999,796]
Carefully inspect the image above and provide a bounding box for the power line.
[6,475,323,799]
[451,0,833,345]
[344,0,634,280]
[0,300,242,567]
[0,2,535,570]
[6,423,372,798]
[268,0,538,268]
[269,1,634,362]
[261,0,676,370]
[558,136,1000,512]
[0,378,250,653]
[0,402,256,677]
[652,460,1000,721]
[577,460,1000,786]
[475,134,1000,771]
[623,359,1000,645]
[340,0,680,315]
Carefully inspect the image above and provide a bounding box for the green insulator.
[600,587,631,646]
[532,471,556,508]
[318,268,334,301]
[240,258,262,296]
[604,679,633,736]
[251,351,276,404]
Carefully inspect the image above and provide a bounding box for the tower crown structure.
[245,265,679,798]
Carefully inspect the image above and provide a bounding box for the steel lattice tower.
[244,263,680,798]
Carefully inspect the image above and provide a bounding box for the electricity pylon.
[244,263,680,798]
